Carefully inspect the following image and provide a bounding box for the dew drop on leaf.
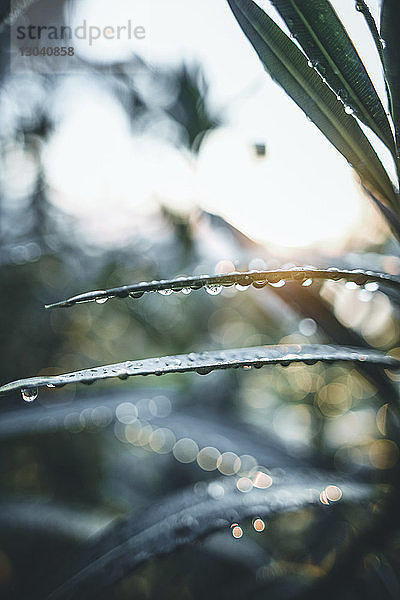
[270,280,286,288]
[235,284,250,291]
[302,278,313,287]
[205,285,222,295]
[365,281,379,292]
[22,387,38,402]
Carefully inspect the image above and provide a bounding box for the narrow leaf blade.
[270,0,396,157]
[227,0,398,220]
[381,0,400,163]
[1,344,398,395]
[45,267,400,309]
[47,475,372,599]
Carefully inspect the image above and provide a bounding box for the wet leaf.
[1,344,398,396]
[270,0,396,158]
[45,267,400,309]
[46,474,373,599]
[227,0,399,224]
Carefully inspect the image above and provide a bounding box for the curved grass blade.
[381,1,400,165]
[1,344,398,396]
[46,474,372,599]
[45,267,400,309]
[269,0,396,157]
[227,0,399,220]
[355,0,385,66]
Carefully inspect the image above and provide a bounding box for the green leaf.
[47,476,372,599]
[1,344,398,395]
[227,0,399,222]
[381,0,400,164]
[354,1,385,67]
[44,267,400,309]
[269,0,396,159]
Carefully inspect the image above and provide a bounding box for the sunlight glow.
[43,0,386,251]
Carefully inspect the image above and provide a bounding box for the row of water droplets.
[68,268,387,306]
[140,271,379,298]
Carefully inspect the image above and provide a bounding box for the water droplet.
[235,284,249,291]
[355,1,363,11]
[337,89,349,104]
[344,105,354,115]
[158,289,173,296]
[96,297,108,304]
[181,288,192,295]
[205,285,222,295]
[196,367,213,375]
[365,281,379,292]
[47,384,56,388]
[380,37,386,49]
[129,291,144,299]
[188,352,197,361]
[22,387,38,402]
[307,59,319,69]
[270,280,286,288]
[302,278,313,287]
[345,281,358,290]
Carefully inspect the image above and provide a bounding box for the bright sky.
[44,0,391,251]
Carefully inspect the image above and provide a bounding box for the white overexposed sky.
[43,0,392,251]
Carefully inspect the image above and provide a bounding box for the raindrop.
[345,281,358,290]
[22,387,38,402]
[129,291,144,299]
[95,297,108,304]
[47,383,56,388]
[270,280,285,288]
[307,59,318,68]
[196,367,213,375]
[337,89,349,104]
[379,37,386,49]
[235,284,250,291]
[181,288,192,295]
[158,289,173,296]
[345,105,354,115]
[365,281,379,292]
[205,285,222,295]
[355,1,363,11]
[302,278,313,287]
